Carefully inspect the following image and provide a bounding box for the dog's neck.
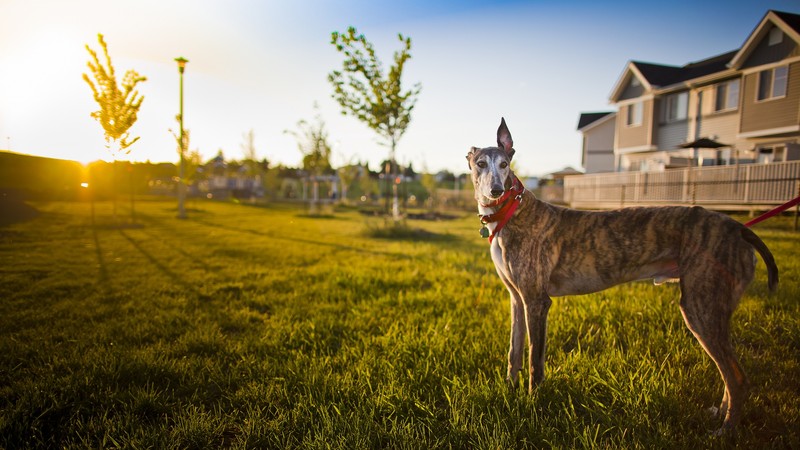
[476,175,525,242]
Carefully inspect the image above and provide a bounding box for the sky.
[1,0,798,177]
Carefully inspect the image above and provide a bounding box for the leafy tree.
[285,108,333,177]
[285,107,334,213]
[337,162,361,204]
[329,27,421,218]
[84,34,147,158]
[83,33,146,223]
[420,164,438,211]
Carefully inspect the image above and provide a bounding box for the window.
[773,66,788,97]
[768,27,783,46]
[757,146,785,164]
[626,102,642,126]
[663,92,688,122]
[714,79,740,111]
[757,65,788,101]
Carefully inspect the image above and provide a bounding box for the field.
[1,199,798,449]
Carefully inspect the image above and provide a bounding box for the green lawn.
[1,199,798,448]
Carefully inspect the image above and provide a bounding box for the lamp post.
[175,57,188,219]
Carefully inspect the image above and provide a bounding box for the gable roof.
[730,10,800,69]
[609,9,800,103]
[610,49,739,101]
[577,112,615,131]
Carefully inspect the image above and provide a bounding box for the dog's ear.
[497,117,515,159]
[466,146,477,169]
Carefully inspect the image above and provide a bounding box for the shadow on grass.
[92,227,110,296]
[119,230,205,299]
[190,216,419,260]
[0,198,39,226]
[362,220,458,242]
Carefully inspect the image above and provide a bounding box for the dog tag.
[479,226,490,239]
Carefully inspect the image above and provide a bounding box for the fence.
[563,161,800,211]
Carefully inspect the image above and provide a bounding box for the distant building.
[577,9,800,172]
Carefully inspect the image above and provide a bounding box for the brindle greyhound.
[467,118,778,434]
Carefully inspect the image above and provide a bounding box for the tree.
[329,27,421,219]
[83,34,147,223]
[285,108,333,177]
[337,161,361,204]
[285,107,334,213]
[240,129,260,176]
[240,129,264,200]
[420,164,438,212]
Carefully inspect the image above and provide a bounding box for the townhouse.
[578,10,800,174]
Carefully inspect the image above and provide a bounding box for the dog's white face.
[467,118,516,202]
[467,147,512,202]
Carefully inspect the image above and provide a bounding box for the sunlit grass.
[0,199,798,448]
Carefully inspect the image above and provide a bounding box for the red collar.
[479,177,525,244]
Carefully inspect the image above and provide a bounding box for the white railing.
[563,161,800,210]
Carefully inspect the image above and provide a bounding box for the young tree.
[83,34,147,222]
[240,129,264,200]
[285,110,333,177]
[329,27,421,219]
[285,108,334,213]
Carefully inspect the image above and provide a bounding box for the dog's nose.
[490,188,504,198]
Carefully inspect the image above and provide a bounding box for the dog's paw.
[707,406,720,417]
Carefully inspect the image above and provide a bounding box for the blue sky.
[0,0,798,176]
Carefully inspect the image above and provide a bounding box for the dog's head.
[466,117,516,203]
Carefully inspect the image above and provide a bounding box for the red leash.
[744,195,800,228]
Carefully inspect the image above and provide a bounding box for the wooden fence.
[563,161,800,211]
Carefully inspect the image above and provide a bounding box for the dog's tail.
[741,227,778,292]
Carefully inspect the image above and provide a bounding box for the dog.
[466,118,778,434]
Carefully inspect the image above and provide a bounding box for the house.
[578,9,800,172]
[199,151,263,199]
[538,166,582,204]
[577,112,616,173]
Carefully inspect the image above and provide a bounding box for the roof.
[577,112,614,130]
[546,166,583,178]
[630,50,738,89]
[730,10,800,69]
[772,10,800,33]
[611,9,800,102]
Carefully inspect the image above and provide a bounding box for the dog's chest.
[489,239,510,279]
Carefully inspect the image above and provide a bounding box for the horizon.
[1,0,798,178]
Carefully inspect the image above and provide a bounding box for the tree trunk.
[391,138,400,221]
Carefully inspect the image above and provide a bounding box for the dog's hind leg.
[678,275,749,435]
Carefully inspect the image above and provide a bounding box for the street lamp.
[175,57,188,219]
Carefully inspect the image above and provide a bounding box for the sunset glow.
[1,0,797,175]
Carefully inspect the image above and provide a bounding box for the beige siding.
[699,111,748,151]
[656,120,689,150]
[617,99,653,149]
[740,61,800,134]
[583,118,615,173]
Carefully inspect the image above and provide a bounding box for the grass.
[0,199,798,449]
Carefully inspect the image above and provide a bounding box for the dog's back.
[508,198,777,301]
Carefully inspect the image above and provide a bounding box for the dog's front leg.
[507,288,526,389]
[523,291,552,392]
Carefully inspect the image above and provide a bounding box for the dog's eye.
[500,162,508,169]
[477,161,487,168]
